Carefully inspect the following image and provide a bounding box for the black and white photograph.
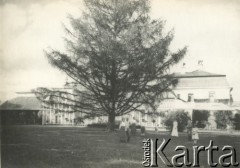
[1,0,240,167]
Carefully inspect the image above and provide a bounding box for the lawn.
[1,126,240,168]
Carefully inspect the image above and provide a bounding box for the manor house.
[39,68,233,130]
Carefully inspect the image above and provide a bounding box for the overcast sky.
[1,0,240,102]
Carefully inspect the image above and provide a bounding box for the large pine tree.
[35,0,187,131]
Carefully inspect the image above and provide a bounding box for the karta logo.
[142,138,239,167]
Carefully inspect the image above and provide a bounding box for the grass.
[1,126,240,168]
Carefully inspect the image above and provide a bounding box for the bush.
[233,111,240,130]
[87,122,119,129]
[162,111,190,132]
[74,117,84,125]
[214,111,233,129]
[136,125,142,129]
[192,110,210,128]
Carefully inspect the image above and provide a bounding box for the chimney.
[197,60,203,70]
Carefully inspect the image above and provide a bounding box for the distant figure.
[227,124,232,134]
[130,119,137,136]
[192,123,199,144]
[141,126,146,136]
[119,118,127,142]
[119,118,130,142]
[186,120,192,141]
[125,118,130,142]
[171,120,179,137]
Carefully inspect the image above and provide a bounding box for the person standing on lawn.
[141,126,146,136]
[186,120,192,141]
[125,118,130,142]
[192,123,199,144]
[119,118,130,142]
[119,118,127,142]
[130,118,137,136]
[171,120,179,137]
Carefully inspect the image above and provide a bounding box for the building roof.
[157,99,191,111]
[193,102,232,111]
[174,77,230,89]
[172,70,230,89]
[173,70,226,78]
[0,97,41,110]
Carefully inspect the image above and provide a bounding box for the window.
[177,94,181,99]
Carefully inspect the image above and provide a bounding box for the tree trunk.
[108,113,116,131]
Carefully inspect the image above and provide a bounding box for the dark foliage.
[233,111,240,130]
[87,122,119,129]
[0,110,42,125]
[162,111,190,132]
[192,110,210,128]
[74,116,85,125]
[214,111,233,129]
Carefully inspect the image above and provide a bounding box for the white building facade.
[172,70,233,129]
[41,70,233,130]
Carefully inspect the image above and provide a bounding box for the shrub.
[136,125,142,129]
[162,111,190,132]
[214,111,233,129]
[74,117,84,125]
[87,122,119,129]
[192,110,210,128]
[233,111,240,130]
